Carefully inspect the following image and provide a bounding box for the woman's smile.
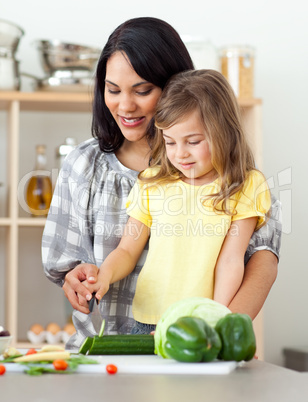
[120,116,146,127]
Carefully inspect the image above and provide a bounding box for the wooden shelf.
[0,218,47,227]
[0,91,261,112]
[0,91,93,112]
[17,218,47,227]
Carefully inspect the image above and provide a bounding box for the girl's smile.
[179,162,195,169]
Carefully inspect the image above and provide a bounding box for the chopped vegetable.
[39,345,65,353]
[0,364,6,375]
[79,336,94,355]
[26,348,37,355]
[98,319,105,337]
[3,347,21,359]
[215,313,256,362]
[106,364,118,374]
[14,351,70,363]
[164,316,222,363]
[154,297,231,358]
[53,360,69,371]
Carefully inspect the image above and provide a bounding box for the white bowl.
[46,331,64,344]
[0,336,13,354]
[27,330,46,344]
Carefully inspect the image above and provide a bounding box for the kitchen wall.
[1,0,307,366]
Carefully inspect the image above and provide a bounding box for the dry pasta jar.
[220,45,255,99]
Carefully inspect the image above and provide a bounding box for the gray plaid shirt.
[42,138,282,349]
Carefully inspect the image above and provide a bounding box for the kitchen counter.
[1,359,308,402]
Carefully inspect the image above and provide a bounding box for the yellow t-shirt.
[126,168,271,324]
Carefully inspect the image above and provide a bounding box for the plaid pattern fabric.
[245,194,282,265]
[42,138,282,349]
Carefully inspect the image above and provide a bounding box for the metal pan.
[34,39,101,74]
[0,19,24,57]
[21,70,94,92]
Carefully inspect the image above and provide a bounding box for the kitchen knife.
[88,293,102,334]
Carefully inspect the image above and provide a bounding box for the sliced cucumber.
[98,319,106,337]
[79,336,94,355]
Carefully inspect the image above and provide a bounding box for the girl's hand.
[93,269,113,302]
[63,263,99,314]
[81,271,111,304]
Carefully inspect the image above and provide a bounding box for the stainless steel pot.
[34,39,101,74]
[21,70,94,92]
[0,57,20,90]
[0,19,24,57]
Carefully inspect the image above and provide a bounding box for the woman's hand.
[228,250,278,319]
[63,263,99,314]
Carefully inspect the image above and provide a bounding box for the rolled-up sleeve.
[244,193,282,265]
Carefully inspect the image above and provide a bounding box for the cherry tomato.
[53,360,69,371]
[26,348,37,355]
[0,365,6,375]
[106,364,117,375]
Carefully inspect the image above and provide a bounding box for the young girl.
[85,69,271,334]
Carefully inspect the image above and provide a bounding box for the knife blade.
[88,292,102,334]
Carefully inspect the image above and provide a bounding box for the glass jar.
[183,36,219,70]
[26,145,52,216]
[220,45,255,99]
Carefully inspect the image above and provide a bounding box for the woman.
[42,17,281,349]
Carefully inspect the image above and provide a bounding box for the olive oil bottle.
[26,145,52,216]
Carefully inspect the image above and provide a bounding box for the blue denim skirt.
[130,320,156,335]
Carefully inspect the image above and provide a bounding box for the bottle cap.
[36,144,46,154]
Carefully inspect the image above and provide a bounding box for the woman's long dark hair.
[92,17,194,153]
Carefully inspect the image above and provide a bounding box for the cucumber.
[79,336,94,355]
[79,318,105,355]
[87,334,155,355]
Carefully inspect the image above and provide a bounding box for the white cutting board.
[3,355,237,375]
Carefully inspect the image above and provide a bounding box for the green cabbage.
[154,297,231,358]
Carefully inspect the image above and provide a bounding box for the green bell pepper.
[215,313,256,362]
[164,316,222,363]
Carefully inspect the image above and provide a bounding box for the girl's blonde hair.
[141,69,257,215]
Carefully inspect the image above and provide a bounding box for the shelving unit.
[0,91,92,348]
[0,91,263,351]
